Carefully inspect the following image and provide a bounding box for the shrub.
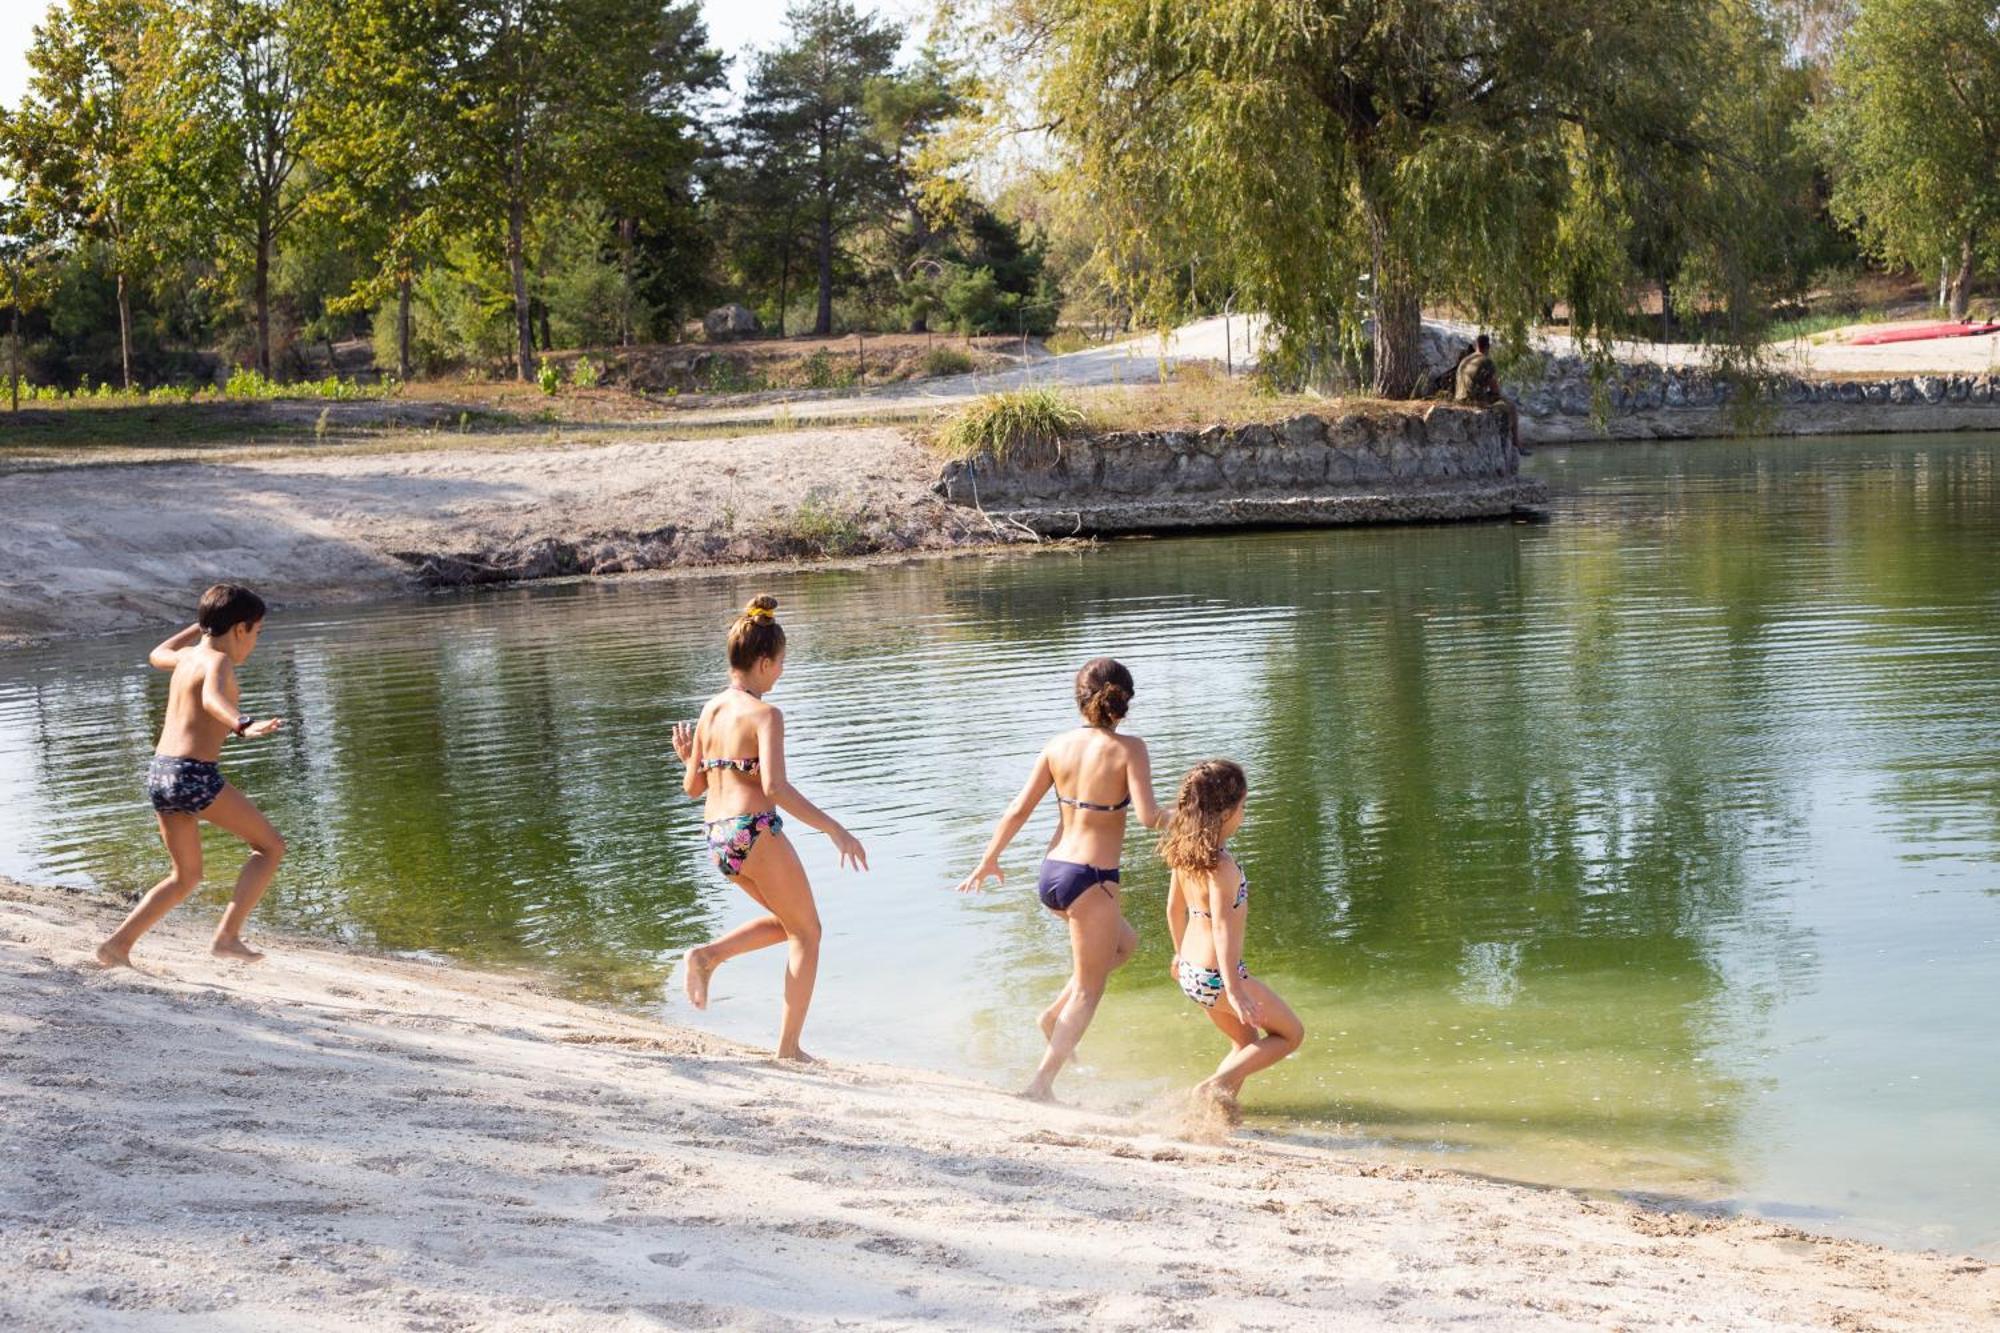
[224,366,277,400]
[778,495,869,557]
[920,347,975,377]
[1042,329,1100,356]
[931,387,1089,461]
[570,355,600,389]
[797,349,854,390]
[537,358,561,396]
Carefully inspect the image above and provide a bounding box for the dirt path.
[3,878,1993,1331]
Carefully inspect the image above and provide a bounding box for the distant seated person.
[1454,333,1523,453]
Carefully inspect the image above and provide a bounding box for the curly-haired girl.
[1162,759,1303,1115]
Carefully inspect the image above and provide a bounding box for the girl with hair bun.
[1161,759,1304,1117]
[953,657,1167,1101]
[671,594,868,1061]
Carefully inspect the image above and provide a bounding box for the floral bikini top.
[700,757,760,773]
[1185,872,1250,918]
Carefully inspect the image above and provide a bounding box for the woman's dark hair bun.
[1075,657,1134,728]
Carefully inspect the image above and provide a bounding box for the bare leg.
[96,814,204,967]
[197,785,285,961]
[1197,977,1305,1102]
[683,905,788,1010]
[1038,978,1074,1042]
[1022,889,1133,1101]
[731,831,822,1061]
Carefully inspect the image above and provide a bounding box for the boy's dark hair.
[197,583,267,638]
[1475,333,1491,352]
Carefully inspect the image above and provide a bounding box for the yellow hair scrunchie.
[740,605,775,621]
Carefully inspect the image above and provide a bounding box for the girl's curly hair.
[1158,759,1248,872]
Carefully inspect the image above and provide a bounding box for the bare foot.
[681,947,714,1010]
[211,938,266,963]
[774,1047,817,1064]
[93,941,132,970]
[1017,1082,1056,1103]
[1194,1080,1243,1126]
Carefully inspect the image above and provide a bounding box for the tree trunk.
[815,205,834,337]
[618,217,635,347]
[776,237,791,339]
[1659,276,1675,342]
[538,301,552,353]
[255,215,273,380]
[8,264,19,415]
[115,269,134,389]
[397,273,413,380]
[508,142,533,380]
[1947,234,1974,321]
[1362,190,1425,398]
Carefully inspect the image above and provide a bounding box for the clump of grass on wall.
[931,387,1089,462]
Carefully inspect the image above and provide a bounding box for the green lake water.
[3,433,1997,1255]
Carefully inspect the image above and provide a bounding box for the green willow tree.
[1008,0,1796,396]
[1814,0,2000,321]
[737,0,901,336]
[0,0,165,388]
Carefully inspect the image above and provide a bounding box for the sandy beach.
[2,878,1991,1331]
[0,428,1001,645]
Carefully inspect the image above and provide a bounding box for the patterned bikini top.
[1185,873,1250,919]
[701,757,760,773]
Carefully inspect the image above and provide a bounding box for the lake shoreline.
[3,876,1992,1330]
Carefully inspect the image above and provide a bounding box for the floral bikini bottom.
[704,810,783,877]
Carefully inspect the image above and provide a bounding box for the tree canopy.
[1008,0,1802,395]
[1814,0,2000,320]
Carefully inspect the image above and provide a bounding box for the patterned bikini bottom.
[704,810,783,878]
[1175,956,1250,1009]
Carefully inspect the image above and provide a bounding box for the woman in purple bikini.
[672,595,868,1062]
[953,658,1168,1100]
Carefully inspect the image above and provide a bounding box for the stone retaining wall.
[1518,360,2000,443]
[933,406,1546,535]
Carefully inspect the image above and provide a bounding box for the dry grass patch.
[930,387,1091,461]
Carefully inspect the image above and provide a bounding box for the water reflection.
[1,432,1996,1254]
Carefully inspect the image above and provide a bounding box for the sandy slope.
[0,428,987,644]
[1,879,1992,1331]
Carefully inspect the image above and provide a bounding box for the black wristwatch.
[234,714,252,737]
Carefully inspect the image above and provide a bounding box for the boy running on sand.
[96,584,287,968]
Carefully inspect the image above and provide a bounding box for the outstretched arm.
[200,658,282,738]
[953,750,1055,892]
[758,709,867,870]
[148,623,202,671]
[1126,738,1171,831]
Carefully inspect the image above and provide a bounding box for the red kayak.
[1851,321,2000,346]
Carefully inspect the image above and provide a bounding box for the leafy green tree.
[146,0,334,378]
[410,0,718,379]
[0,0,168,388]
[1814,0,2000,320]
[737,0,901,336]
[1006,0,1798,396]
[865,49,973,331]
